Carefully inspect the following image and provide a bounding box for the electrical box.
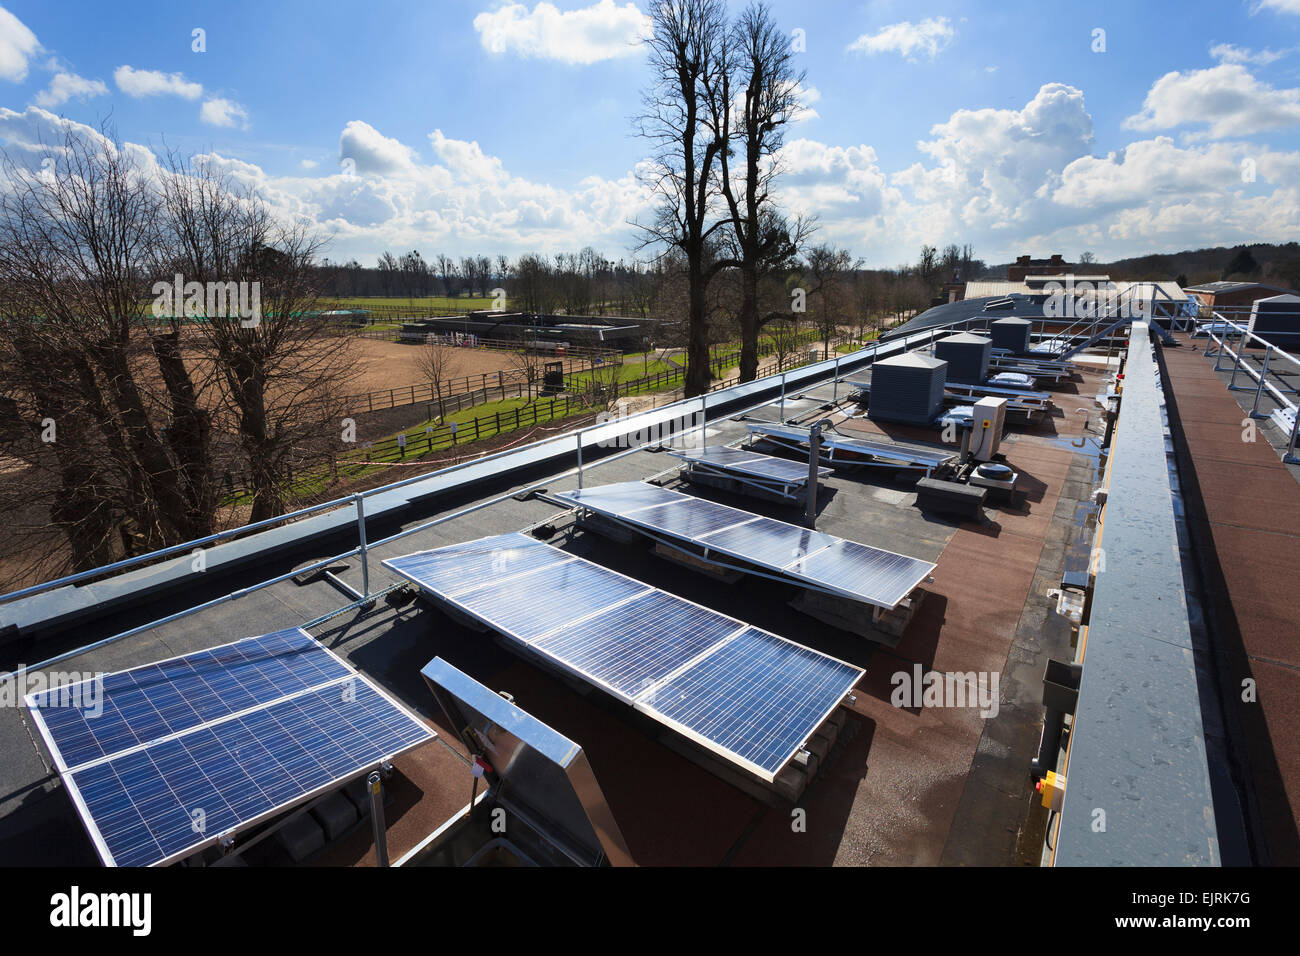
[970,396,1006,462]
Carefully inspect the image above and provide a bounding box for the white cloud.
[300,159,318,170]
[1253,0,1300,14]
[473,0,651,65]
[33,72,108,109]
[1210,42,1289,65]
[792,83,820,123]
[846,17,954,61]
[339,120,420,175]
[0,6,40,82]
[199,97,249,129]
[1125,64,1300,139]
[114,65,203,99]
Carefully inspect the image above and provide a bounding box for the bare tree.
[418,339,463,420]
[636,0,735,397]
[0,126,218,579]
[158,152,359,522]
[718,2,810,383]
[506,347,546,400]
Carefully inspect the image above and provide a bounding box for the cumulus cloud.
[429,130,506,182]
[199,97,249,129]
[1124,64,1300,138]
[114,65,203,99]
[339,120,420,175]
[33,72,108,108]
[846,18,954,61]
[473,0,651,65]
[0,6,39,82]
[1210,42,1289,65]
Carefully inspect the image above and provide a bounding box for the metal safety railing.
[0,305,1157,678]
[0,335,909,675]
[1200,314,1300,463]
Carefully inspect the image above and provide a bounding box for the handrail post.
[576,429,584,488]
[700,394,708,454]
[1251,347,1273,418]
[1228,333,1245,387]
[354,494,370,599]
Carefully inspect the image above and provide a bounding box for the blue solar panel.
[26,628,434,866]
[69,682,430,866]
[786,540,935,606]
[532,592,743,697]
[387,534,863,781]
[560,482,683,513]
[28,628,351,772]
[453,558,650,641]
[627,500,755,538]
[674,446,829,483]
[554,481,935,611]
[383,533,567,598]
[645,627,862,776]
[699,517,835,569]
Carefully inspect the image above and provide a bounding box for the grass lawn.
[566,357,675,388]
[322,295,502,312]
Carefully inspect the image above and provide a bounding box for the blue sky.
[2,0,1299,268]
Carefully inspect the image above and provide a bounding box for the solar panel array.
[555,481,935,610]
[385,533,862,781]
[669,446,832,485]
[26,628,434,867]
[747,421,956,471]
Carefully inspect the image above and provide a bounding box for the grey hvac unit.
[867,352,947,426]
[934,332,992,384]
[1247,294,1300,347]
[990,318,1032,354]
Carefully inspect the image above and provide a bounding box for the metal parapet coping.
[1052,322,1220,866]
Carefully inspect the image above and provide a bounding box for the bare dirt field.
[344,338,525,395]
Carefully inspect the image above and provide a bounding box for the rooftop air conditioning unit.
[970,396,1007,462]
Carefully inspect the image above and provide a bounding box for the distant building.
[1183,280,1300,311]
[1007,254,1068,281]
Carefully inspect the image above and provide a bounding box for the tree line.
[0,127,355,584]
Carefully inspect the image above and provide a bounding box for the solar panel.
[29,628,353,772]
[699,516,836,569]
[786,540,934,609]
[452,559,650,641]
[381,534,570,598]
[384,533,862,781]
[532,592,743,698]
[647,627,862,776]
[669,447,831,484]
[745,422,955,472]
[554,481,935,611]
[26,628,434,866]
[628,500,755,538]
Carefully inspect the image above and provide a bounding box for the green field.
[321,295,503,312]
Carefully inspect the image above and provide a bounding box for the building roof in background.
[1184,280,1298,296]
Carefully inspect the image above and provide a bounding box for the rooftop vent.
[990,317,1032,354]
[934,332,992,385]
[867,352,948,426]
